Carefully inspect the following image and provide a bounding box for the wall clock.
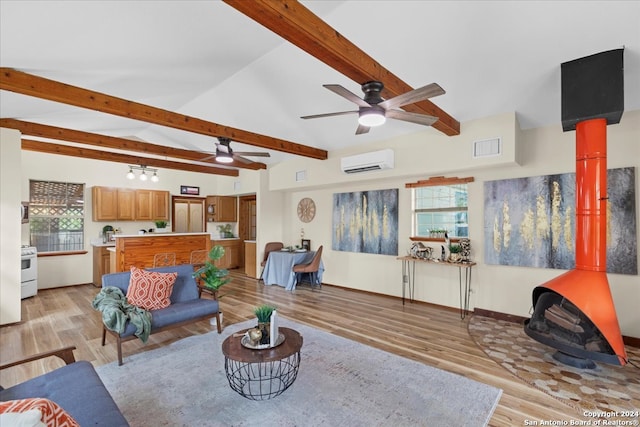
[297,197,316,223]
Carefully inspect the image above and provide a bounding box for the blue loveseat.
[100,264,221,365]
[0,346,129,426]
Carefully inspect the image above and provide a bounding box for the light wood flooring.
[1,270,587,426]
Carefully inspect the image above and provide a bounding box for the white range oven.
[20,245,38,299]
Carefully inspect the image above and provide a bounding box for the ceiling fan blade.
[355,124,370,135]
[233,151,271,157]
[378,83,445,110]
[323,84,371,107]
[199,154,216,162]
[232,155,255,164]
[301,110,358,120]
[386,109,439,126]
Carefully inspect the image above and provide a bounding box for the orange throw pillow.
[126,266,177,310]
[0,398,80,427]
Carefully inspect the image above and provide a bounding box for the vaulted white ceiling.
[1,1,639,166]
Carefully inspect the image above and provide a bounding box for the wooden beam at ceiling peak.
[21,139,239,177]
[0,67,328,160]
[224,0,460,136]
[0,119,265,171]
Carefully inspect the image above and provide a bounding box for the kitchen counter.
[115,232,210,238]
[91,242,116,247]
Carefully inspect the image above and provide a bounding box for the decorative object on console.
[126,165,159,182]
[448,243,462,263]
[301,239,311,251]
[459,238,471,262]
[297,197,316,223]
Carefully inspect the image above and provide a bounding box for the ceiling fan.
[201,137,271,164]
[301,81,445,134]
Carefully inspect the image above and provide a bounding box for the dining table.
[262,249,324,291]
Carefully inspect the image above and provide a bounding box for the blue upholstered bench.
[100,264,221,365]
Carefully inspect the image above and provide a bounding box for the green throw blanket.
[92,286,152,343]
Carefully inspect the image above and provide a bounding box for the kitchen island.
[112,232,211,272]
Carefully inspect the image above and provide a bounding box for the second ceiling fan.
[301,81,445,135]
[201,137,271,164]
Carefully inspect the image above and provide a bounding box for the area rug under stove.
[96,318,502,427]
[468,315,640,416]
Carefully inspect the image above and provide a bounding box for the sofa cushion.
[126,267,177,310]
[0,361,128,426]
[116,299,219,338]
[0,397,79,427]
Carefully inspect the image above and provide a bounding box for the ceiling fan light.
[216,155,234,164]
[358,110,386,127]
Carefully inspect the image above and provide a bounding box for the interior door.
[172,197,205,233]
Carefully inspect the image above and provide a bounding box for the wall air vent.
[473,137,501,158]
[341,149,394,174]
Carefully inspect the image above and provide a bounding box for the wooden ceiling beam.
[21,139,239,177]
[0,119,265,171]
[0,67,328,160]
[224,0,460,136]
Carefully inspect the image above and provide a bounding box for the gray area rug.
[96,318,502,426]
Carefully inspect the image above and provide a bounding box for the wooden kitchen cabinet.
[135,190,169,221]
[212,239,240,269]
[206,196,237,222]
[92,246,112,286]
[92,186,169,221]
[92,187,119,221]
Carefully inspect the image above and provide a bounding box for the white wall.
[0,128,22,324]
[269,111,640,338]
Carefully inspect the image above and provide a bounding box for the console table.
[221,327,303,400]
[397,256,476,319]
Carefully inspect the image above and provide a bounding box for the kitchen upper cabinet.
[117,189,136,220]
[92,187,119,221]
[206,196,237,222]
[92,186,169,221]
[135,190,169,221]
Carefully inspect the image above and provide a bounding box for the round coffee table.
[221,326,303,400]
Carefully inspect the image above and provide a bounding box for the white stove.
[20,245,38,299]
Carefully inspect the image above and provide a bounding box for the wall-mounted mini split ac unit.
[340,149,394,174]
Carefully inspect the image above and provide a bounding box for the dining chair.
[259,242,284,280]
[189,249,209,270]
[292,245,323,289]
[153,252,176,267]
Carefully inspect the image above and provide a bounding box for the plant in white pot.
[154,220,169,232]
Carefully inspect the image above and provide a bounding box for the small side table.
[221,327,303,400]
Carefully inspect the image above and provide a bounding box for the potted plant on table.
[254,304,276,345]
[448,243,462,263]
[193,245,231,324]
[154,220,169,232]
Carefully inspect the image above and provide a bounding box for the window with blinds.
[29,180,85,252]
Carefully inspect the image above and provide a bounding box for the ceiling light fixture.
[126,165,159,182]
[215,146,234,164]
[358,107,386,127]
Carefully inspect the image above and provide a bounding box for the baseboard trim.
[473,307,639,348]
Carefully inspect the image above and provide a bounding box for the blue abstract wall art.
[332,188,399,255]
